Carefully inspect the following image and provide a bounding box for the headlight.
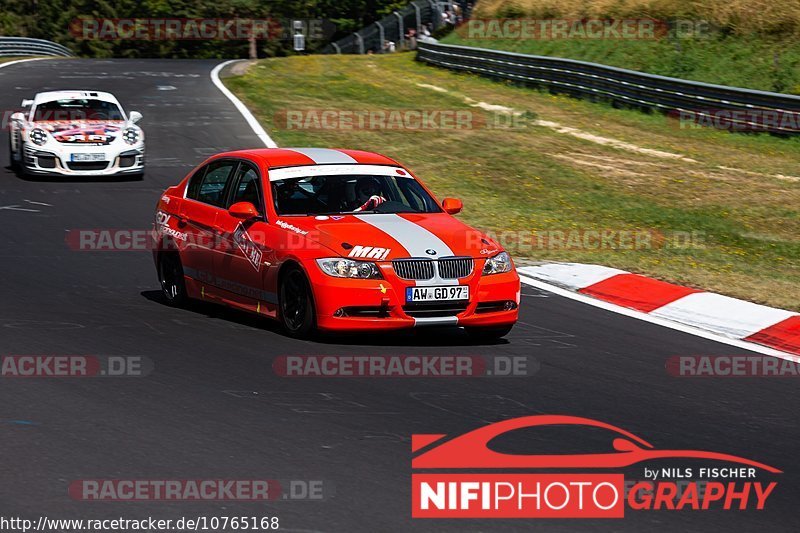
[29,128,48,146]
[123,127,140,144]
[316,258,382,279]
[482,251,513,275]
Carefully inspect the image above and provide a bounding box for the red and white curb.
[518,263,800,362]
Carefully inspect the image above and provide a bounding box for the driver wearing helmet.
[352,176,387,212]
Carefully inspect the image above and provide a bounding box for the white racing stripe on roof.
[268,164,406,181]
[286,148,357,164]
[355,214,454,258]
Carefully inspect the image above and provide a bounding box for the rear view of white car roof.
[33,90,120,105]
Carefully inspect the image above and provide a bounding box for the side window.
[186,165,208,201]
[195,160,237,207]
[229,163,263,211]
[397,178,428,212]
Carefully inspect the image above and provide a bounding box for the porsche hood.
[32,121,124,145]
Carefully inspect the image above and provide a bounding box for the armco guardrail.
[0,37,73,57]
[323,1,469,55]
[417,42,800,134]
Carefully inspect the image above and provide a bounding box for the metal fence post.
[376,21,385,52]
[427,0,439,30]
[354,32,364,54]
[394,11,404,49]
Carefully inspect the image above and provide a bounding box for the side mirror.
[442,198,463,215]
[21,99,33,108]
[129,111,143,124]
[228,201,260,220]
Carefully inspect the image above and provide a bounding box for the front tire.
[465,324,514,342]
[158,252,187,307]
[279,266,316,338]
[8,133,19,170]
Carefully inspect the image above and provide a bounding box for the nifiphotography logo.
[411,415,780,518]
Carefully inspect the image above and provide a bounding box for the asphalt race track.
[1,59,798,532]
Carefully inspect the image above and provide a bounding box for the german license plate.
[406,286,469,303]
[71,153,105,161]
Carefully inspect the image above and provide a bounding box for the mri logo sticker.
[347,245,391,260]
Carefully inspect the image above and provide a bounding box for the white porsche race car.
[8,90,144,177]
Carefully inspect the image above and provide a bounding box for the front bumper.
[304,258,520,332]
[21,145,144,176]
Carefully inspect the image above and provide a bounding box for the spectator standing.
[406,28,417,50]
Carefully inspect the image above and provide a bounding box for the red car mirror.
[228,201,260,219]
[442,197,463,214]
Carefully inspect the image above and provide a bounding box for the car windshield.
[271,173,442,215]
[32,99,124,122]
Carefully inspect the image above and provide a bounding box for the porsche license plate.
[71,153,105,162]
[406,286,469,303]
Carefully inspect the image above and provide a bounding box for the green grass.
[443,32,800,94]
[224,53,800,310]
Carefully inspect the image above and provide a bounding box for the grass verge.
[442,33,800,94]
[448,0,800,93]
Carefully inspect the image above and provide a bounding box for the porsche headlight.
[482,251,513,275]
[316,258,382,279]
[123,127,140,145]
[29,128,48,146]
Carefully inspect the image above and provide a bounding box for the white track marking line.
[24,200,53,206]
[210,60,277,148]
[518,274,800,363]
[0,57,53,72]
[0,205,39,212]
